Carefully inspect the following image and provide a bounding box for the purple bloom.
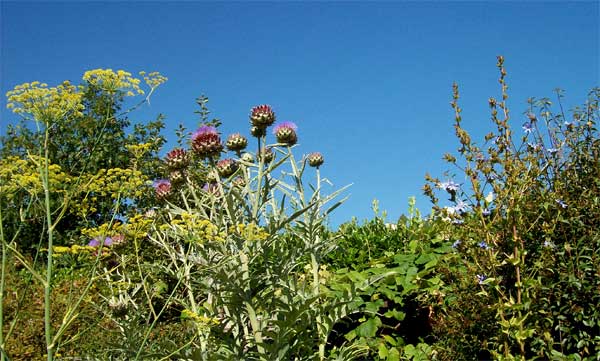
[482,208,492,217]
[88,236,112,247]
[452,200,469,214]
[273,122,298,145]
[477,274,487,284]
[522,122,534,134]
[556,199,567,209]
[543,240,554,248]
[193,125,218,138]
[452,218,464,225]
[452,240,462,248]
[478,241,490,250]
[153,179,172,198]
[439,180,460,193]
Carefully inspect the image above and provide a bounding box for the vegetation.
[1,58,599,360]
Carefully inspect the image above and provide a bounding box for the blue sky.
[1,1,598,227]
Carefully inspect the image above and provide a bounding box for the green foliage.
[423,57,600,359]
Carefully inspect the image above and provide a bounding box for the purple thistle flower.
[153,179,172,198]
[191,126,223,158]
[273,122,298,145]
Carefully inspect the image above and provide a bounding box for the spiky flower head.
[241,152,254,163]
[191,126,223,158]
[273,121,298,145]
[307,152,324,168]
[165,148,189,170]
[250,126,266,138]
[216,158,238,178]
[259,147,275,163]
[250,104,276,128]
[226,133,248,152]
[154,179,172,198]
[169,169,186,185]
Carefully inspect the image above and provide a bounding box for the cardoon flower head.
[226,133,248,152]
[259,147,275,163]
[169,170,186,185]
[307,152,324,168]
[250,104,276,128]
[522,122,534,134]
[165,148,189,170]
[273,121,298,145]
[216,158,238,178]
[241,152,254,163]
[250,126,266,138]
[191,126,223,158]
[154,179,172,198]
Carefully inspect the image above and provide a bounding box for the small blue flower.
[439,180,460,193]
[543,240,555,248]
[452,240,462,248]
[477,274,487,284]
[478,241,490,250]
[452,218,464,225]
[453,200,469,214]
[522,122,534,134]
[556,199,567,209]
[482,208,491,217]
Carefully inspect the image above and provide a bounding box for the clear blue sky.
[2,1,598,227]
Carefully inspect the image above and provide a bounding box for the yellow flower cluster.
[82,69,144,96]
[126,142,154,159]
[83,168,148,198]
[160,212,224,244]
[81,213,153,242]
[0,156,71,200]
[232,223,269,242]
[139,71,168,90]
[6,80,84,122]
[52,245,95,256]
[180,309,220,328]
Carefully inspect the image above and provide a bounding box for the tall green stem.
[42,127,55,361]
[0,203,7,361]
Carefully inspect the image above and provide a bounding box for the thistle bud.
[250,126,266,138]
[307,152,324,168]
[216,158,238,178]
[273,122,298,145]
[153,179,172,198]
[169,169,186,185]
[191,126,223,158]
[165,148,189,170]
[250,104,276,128]
[226,133,248,152]
[259,147,274,163]
[241,152,254,163]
